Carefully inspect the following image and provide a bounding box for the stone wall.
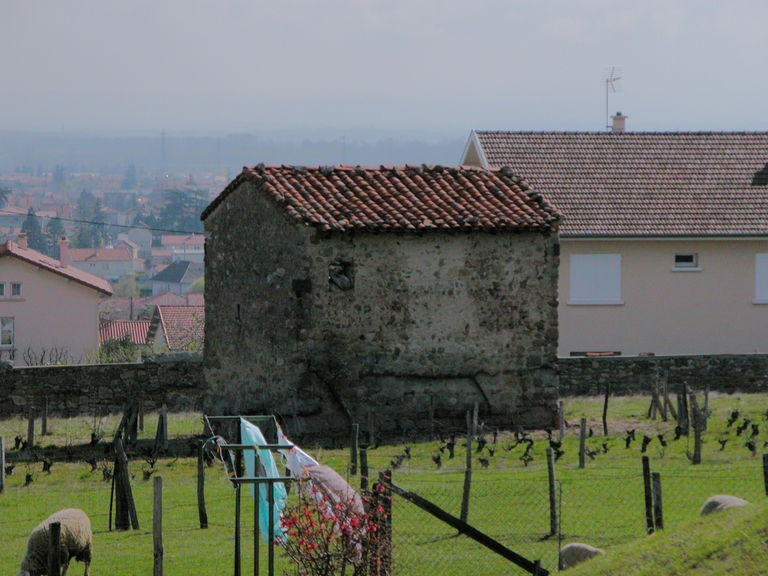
[0,353,205,418]
[203,181,561,444]
[558,354,768,396]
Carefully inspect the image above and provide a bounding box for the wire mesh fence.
[373,455,767,575]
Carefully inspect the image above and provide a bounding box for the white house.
[462,126,768,356]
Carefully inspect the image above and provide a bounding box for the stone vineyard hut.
[201,164,562,442]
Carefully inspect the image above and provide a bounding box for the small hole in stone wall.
[329,259,354,292]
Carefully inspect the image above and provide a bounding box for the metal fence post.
[460,411,473,523]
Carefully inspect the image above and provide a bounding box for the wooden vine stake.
[153,476,163,576]
[197,442,208,529]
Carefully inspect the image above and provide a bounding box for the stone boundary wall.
[0,353,206,418]
[4,352,767,424]
[558,354,768,397]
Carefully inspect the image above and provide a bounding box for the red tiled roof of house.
[142,291,188,306]
[186,292,204,306]
[0,240,113,294]
[161,234,205,246]
[471,131,768,237]
[68,247,134,262]
[151,305,204,351]
[201,164,561,233]
[99,320,151,345]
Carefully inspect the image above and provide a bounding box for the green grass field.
[1,393,767,575]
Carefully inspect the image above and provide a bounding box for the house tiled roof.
[68,247,133,262]
[161,234,205,246]
[99,321,151,345]
[186,292,204,306]
[201,164,561,233]
[149,305,204,351]
[0,240,113,294]
[470,131,768,237]
[150,260,204,284]
[141,291,188,306]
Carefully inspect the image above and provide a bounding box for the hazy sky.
[3,1,768,137]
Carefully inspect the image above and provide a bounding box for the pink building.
[0,236,113,366]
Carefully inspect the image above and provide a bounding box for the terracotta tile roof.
[150,305,204,351]
[186,292,204,306]
[99,320,151,345]
[470,131,768,237]
[201,164,561,233]
[141,291,188,306]
[68,247,134,262]
[0,240,113,295]
[161,234,205,246]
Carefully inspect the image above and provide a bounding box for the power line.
[22,212,202,236]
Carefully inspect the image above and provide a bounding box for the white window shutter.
[569,254,622,304]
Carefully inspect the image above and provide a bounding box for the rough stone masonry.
[202,165,561,444]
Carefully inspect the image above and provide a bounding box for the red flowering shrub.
[280,481,391,576]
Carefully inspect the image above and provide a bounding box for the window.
[754,254,768,303]
[568,254,623,305]
[0,318,13,347]
[10,283,22,298]
[0,283,4,298]
[673,253,700,271]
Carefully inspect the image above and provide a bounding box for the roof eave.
[562,233,768,240]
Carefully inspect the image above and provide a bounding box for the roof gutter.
[562,234,768,241]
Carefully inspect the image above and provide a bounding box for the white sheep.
[559,542,605,570]
[18,508,93,576]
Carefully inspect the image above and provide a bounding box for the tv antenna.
[604,67,623,129]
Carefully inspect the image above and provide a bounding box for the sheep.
[18,508,92,576]
[559,542,605,570]
[700,495,750,516]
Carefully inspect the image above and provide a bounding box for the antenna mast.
[604,67,623,129]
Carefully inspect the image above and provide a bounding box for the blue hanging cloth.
[240,418,288,543]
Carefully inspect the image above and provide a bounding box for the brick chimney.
[611,112,627,134]
[17,234,28,250]
[59,237,69,268]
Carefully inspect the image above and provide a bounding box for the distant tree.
[21,208,46,252]
[121,164,138,190]
[158,188,205,234]
[73,189,108,248]
[43,217,66,257]
[0,186,10,208]
[36,164,44,177]
[112,275,140,298]
[99,333,138,364]
[92,197,110,246]
[188,276,204,294]
[52,165,66,187]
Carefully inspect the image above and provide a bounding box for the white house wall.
[559,238,768,356]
